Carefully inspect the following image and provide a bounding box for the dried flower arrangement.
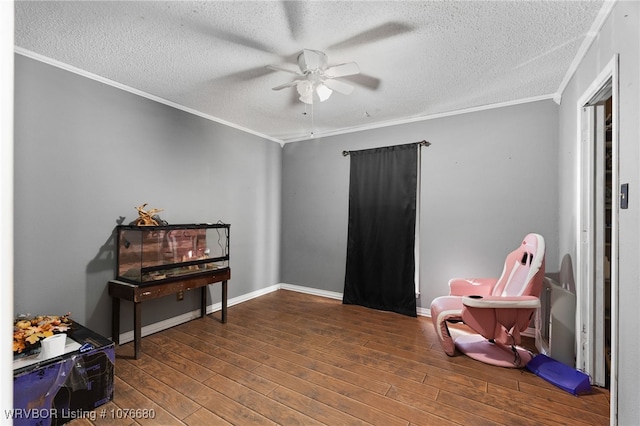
[13,313,72,354]
[133,203,167,226]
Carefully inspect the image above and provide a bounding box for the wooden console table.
[108,268,230,359]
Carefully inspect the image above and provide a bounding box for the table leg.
[221,280,228,324]
[200,286,207,318]
[134,301,141,360]
[112,297,120,345]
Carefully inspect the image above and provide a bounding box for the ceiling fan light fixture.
[296,80,314,104]
[316,83,332,102]
[296,80,312,96]
[299,92,314,104]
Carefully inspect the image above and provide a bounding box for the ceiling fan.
[267,49,360,105]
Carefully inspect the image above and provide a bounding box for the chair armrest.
[449,278,497,296]
[462,295,540,309]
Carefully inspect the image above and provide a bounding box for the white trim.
[279,283,343,300]
[227,284,282,307]
[282,284,443,319]
[575,54,619,424]
[555,0,618,103]
[116,282,441,344]
[416,306,430,317]
[117,307,207,345]
[14,48,284,145]
[286,94,556,143]
[609,56,620,426]
[116,284,280,344]
[15,47,557,146]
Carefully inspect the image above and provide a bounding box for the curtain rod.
[342,140,431,156]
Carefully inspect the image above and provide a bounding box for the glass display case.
[115,223,229,285]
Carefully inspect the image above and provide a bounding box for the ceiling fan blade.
[282,0,305,41]
[188,21,279,55]
[272,80,302,91]
[341,73,381,90]
[325,62,360,78]
[266,64,302,75]
[328,22,413,50]
[323,78,354,95]
[214,66,274,85]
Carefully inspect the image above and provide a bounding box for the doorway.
[576,55,618,422]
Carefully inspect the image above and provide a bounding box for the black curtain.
[343,143,418,317]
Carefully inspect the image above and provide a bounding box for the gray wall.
[281,99,559,311]
[14,54,282,338]
[557,2,639,423]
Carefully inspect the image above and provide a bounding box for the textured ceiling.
[15,1,606,143]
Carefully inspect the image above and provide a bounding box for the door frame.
[575,54,618,422]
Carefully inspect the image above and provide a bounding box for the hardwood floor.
[71,290,610,425]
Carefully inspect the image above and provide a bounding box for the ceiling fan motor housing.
[297,49,328,73]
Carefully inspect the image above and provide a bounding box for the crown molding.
[283,93,556,144]
[14,47,285,145]
[554,0,618,104]
[16,47,559,146]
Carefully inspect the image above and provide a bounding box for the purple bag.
[526,354,592,395]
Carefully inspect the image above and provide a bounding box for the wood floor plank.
[136,334,217,382]
[332,325,531,392]
[230,310,354,346]
[125,344,213,397]
[255,332,449,410]
[267,385,370,426]
[252,363,411,426]
[486,382,602,425]
[159,326,265,371]
[110,375,186,425]
[255,340,393,395]
[182,408,232,426]
[123,347,278,425]
[115,358,200,420]
[318,339,427,382]
[204,374,325,425]
[68,289,609,426]
[151,329,282,397]
[212,314,468,420]
[436,390,543,426]
[89,401,134,426]
[190,388,278,425]
[239,348,454,426]
[140,350,273,423]
[385,385,501,426]
[512,382,610,418]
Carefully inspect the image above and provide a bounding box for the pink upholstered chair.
[430,233,545,367]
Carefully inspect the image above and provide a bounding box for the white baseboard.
[115,283,447,343]
[279,283,434,319]
[279,283,343,300]
[116,284,280,344]
[417,306,431,317]
[226,284,281,308]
